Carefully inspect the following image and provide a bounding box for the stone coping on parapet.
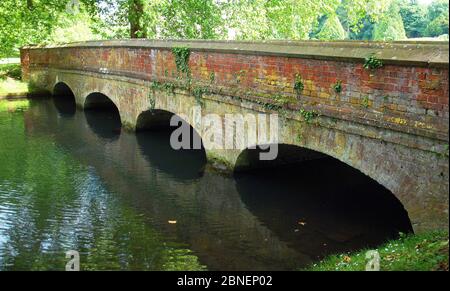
[22,39,449,68]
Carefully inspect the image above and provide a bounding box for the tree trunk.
[129,0,146,38]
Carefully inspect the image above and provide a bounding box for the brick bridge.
[20,40,449,233]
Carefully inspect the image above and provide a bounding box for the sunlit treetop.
[0,0,448,57]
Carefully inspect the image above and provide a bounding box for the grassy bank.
[0,63,28,98]
[305,231,449,271]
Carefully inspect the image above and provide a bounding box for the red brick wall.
[22,46,449,141]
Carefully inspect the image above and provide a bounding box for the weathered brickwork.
[22,43,449,141]
[20,40,449,233]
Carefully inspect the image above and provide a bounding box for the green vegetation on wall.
[172,47,191,75]
[364,54,383,70]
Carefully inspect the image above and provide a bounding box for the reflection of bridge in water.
[24,99,413,270]
[22,40,449,232]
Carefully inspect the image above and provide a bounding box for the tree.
[81,0,148,39]
[158,0,223,39]
[224,0,388,40]
[129,0,145,38]
[373,2,407,40]
[0,0,69,57]
[315,14,347,40]
[424,13,449,36]
[1,0,413,57]
[334,0,392,40]
[398,0,428,38]
[424,0,449,37]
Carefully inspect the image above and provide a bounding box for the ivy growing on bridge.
[299,108,319,123]
[172,46,191,75]
[294,74,304,95]
[333,80,343,94]
[192,86,208,107]
[363,54,383,70]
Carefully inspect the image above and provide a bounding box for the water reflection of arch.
[52,82,76,116]
[136,109,206,180]
[235,144,414,257]
[23,100,308,270]
[84,92,122,141]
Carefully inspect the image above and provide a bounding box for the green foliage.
[0,100,30,112]
[0,0,70,57]
[162,82,175,94]
[304,231,449,271]
[223,0,388,40]
[294,74,304,95]
[398,0,428,38]
[159,0,223,39]
[364,54,383,70]
[315,14,347,40]
[427,0,449,21]
[6,0,448,58]
[361,95,370,108]
[0,64,22,80]
[273,94,294,107]
[396,0,449,39]
[148,96,155,110]
[192,86,207,106]
[172,47,191,75]
[0,64,28,96]
[333,80,343,94]
[424,13,449,37]
[1,0,420,58]
[299,108,319,123]
[48,8,101,43]
[373,2,407,40]
[150,80,161,91]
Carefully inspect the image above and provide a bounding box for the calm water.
[0,98,412,271]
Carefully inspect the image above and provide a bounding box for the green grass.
[0,78,29,96]
[0,63,28,97]
[304,231,449,271]
[0,63,22,80]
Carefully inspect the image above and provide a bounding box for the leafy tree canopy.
[373,1,407,40]
[1,0,448,58]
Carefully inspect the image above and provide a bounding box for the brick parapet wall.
[20,40,449,142]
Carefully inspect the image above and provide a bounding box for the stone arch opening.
[136,109,206,179]
[53,82,76,116]
[84,92,121,141]
[234,144,413,257]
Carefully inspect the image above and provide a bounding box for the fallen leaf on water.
[168,220,177,224]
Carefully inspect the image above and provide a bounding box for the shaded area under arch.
[136,109,206,180]
[234,144,413,259]
[84,92,122,141]
[53,82,76,116]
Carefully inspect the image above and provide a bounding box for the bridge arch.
[52,82,76,116]
[84,92,121,113]
[84,92,122,141]
[23,40,449,233]
[136,109,177,131]
[136,109,207,179]
[234,143,414,234]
